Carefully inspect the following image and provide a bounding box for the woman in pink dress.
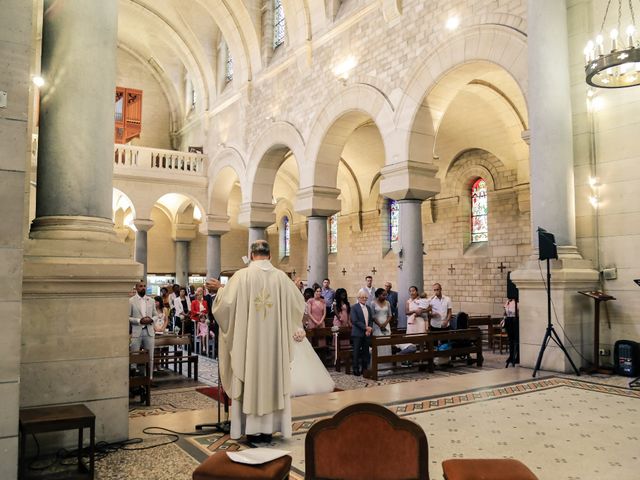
[306,287,326,329]
[332,288,351,328]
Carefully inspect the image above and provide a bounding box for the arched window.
[273,0,286,49]
[225,44,233,82]
[328,214,338,254]
[471,178,488,242]
[389,199,399,247]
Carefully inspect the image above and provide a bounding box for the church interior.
[2,0,640,478]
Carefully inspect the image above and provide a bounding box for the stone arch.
[245,121,305,205]
[444,148,512,198]
[208,148,246,217]
[395,24,528,165]
[154,192,207,224]
[302,83,395,190]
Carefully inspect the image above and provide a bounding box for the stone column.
[133,219,153,279]
[381,161,440,328]
[22,0,141,450]
[295,186,341,287]
[207,234,222,279]
[238,202,275,253]
[307,217,329,287]
[249,227,266,245]
[509,0,599,373]
[204,215,230,279]
[397,200,424,326]
[175,241,189,287]
[528,0,575,247]
[31,0,117,241]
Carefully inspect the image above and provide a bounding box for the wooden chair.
[491,324,509,354]
[305,402,429,480]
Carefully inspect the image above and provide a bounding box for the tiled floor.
[33,351,640,480]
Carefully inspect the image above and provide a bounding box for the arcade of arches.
[2,0,640,478]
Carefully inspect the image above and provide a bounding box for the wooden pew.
[468,316,503,349]
[154,334,199,380]
[368,328,484,381]
[306,326,352,370]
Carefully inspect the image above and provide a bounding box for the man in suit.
[350,288,373,376]
[384,281,399,321]
[363,275,375,306]
[129,280,158,378]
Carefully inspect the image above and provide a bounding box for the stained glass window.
[328,214,338,254]
[389,199,399,247]
[282,216,290,257]
[273,0,286,49]
[471,178,488,242]
[225,44,233,82]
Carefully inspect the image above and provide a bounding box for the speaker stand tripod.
[532,258,580,377]
[195,361,231,433]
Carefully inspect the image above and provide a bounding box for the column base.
[30,215,116,242]
[510,246,599,373]
[22,237,142,447]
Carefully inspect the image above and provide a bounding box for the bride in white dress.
[290,327,335,397]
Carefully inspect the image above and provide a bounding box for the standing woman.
[153,295,168,333]
[504,295,519,367]
[173,287,191,336]
[306,287,326,329]
[372,288,392,364]
[405,286,428,334]
[191,288,209,356]
[332,288,352,328]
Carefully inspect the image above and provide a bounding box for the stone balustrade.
[114,144,207,176]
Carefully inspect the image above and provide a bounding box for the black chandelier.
[584,0,640,88]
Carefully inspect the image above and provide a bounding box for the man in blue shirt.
[321,278,335,320]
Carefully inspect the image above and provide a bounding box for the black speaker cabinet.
[538,227,558,261]
[614,340,639,377]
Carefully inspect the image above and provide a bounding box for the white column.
[175,240,189,287]
[31,0,118,240]
[207,234,222,279]
[133,219,153,279]
[307,216,328,287]
[397,200,424,328]
[528,0,576,247]
[249,227,266,246]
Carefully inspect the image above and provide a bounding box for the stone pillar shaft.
[397,200,424,328]
[528,0,576,247]
[207,234,222,279]
[307,216,328,288]
[249,227,266,246]
[175,241,189,287]
[35,0,117,222]
[135,230,148,279]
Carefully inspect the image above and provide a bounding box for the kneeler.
[192,452,292,480]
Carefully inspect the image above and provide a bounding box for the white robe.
[213,259,305,439]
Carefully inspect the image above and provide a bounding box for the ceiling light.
[584,0,640,88]
[445,16,460,30]
[32,75,45,87]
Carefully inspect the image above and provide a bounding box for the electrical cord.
[537,260,590,366]
[28,425,213,471]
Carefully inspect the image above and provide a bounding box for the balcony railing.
[114,144,207,176]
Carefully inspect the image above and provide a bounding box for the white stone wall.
[569,0,640,358]
[0,0,31,475]
[116,48,173,149]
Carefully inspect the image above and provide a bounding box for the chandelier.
[584,0,640,88]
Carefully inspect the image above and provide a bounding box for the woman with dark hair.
[306,287,326,329]
[153,295,168,333]
[372,288,392,364]
[172,287,191,335]
[504,295,519,367]
[332,288,351,328]
[405,285,428,334]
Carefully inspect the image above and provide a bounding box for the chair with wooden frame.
[304,402,429,480]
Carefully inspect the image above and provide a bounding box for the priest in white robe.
[208,240,306,442]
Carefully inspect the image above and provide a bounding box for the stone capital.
[294,186,341,217]
[238,202,275,228]
[171,223,197,242]
[380,161,440,200]
[200,214,231,236]
[132,218,154,232]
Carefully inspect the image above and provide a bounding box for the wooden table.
[19,404,95,479]
[578,290,616,374]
